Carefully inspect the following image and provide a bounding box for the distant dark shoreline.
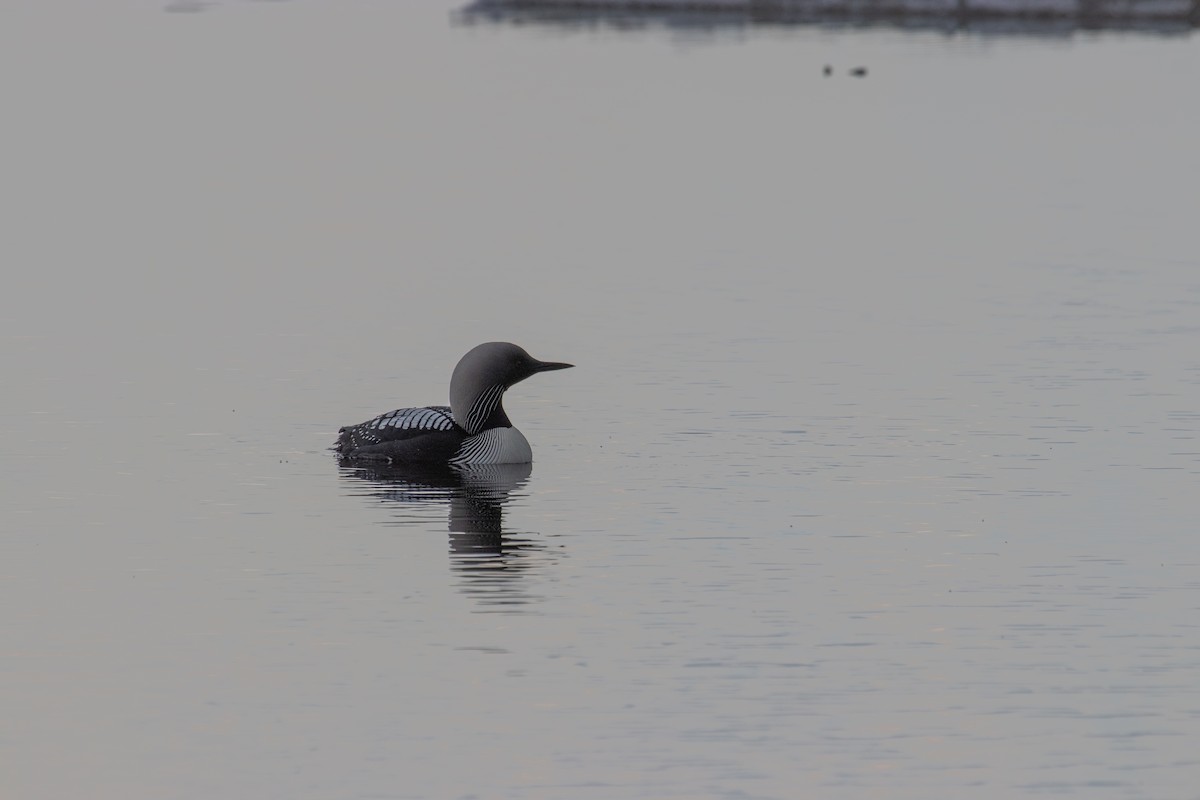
[461,0,1200,34]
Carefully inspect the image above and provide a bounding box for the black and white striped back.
[370,406,456,433]
[336,406,458,454]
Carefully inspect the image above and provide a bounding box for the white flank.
[450,427,534,465]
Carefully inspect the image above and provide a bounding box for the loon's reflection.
[338,461,555,610]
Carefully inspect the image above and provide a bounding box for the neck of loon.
[447,342,572,436]
[452,382,512,435]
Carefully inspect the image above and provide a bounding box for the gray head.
[449,342,573,434]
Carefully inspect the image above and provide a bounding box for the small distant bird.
[335,342,573,465]
[849,67,868,77]
[823,64,833,76]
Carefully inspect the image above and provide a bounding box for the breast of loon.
[450,426,533,465]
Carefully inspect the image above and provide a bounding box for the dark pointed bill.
[534,360,574,372]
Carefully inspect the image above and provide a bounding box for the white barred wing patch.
[449,426,533,466]
[338,406,457,452]
[370,406,456,433]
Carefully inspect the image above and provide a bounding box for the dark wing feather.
[335,406,465,461]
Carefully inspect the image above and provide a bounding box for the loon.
[334,342,572,465]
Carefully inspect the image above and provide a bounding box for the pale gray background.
[2,2,1198,798]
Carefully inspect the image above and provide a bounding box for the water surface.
[2,2,1198,798]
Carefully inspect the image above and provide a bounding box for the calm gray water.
[2,2,1198,798]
